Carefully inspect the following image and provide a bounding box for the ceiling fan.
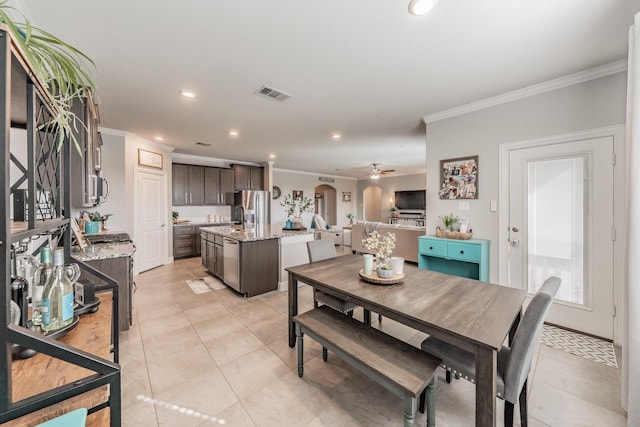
[368,164,395,181]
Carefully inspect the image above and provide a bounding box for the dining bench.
[294,305,441,427]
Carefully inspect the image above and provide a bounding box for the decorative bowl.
[376,267,394,279]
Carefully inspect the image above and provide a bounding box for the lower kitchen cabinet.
[173,225,202,258]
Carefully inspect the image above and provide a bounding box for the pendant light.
[408,0,436,16]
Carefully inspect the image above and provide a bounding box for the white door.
[508,137,614,339]
[136,169,167,273]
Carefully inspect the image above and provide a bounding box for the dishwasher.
[223,238,240,292]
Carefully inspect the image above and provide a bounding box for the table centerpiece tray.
[358,269,405,285]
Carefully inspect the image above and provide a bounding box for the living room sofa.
[351,221,425,263]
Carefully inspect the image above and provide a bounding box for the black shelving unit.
[0,25,121,425]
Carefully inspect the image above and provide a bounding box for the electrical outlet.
[458,201,469,211]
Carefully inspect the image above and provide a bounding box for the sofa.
[351,221,425,263]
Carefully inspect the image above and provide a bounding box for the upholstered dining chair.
[306,239,359,316]
[418,276,561,427]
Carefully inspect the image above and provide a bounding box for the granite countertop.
[200,225,315,242]
[173,221,238,227]
[71,242,136,262]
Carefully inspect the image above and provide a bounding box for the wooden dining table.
[287,254,527,427]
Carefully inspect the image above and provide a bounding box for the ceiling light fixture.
[179,89,196,98]
[228,130,239,137]
[408,0,436,16]
[154,136,164,141]
[371,172,380,181]
[331,133,341,140]
[269,154,276,159]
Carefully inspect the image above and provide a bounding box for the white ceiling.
[25,0,640,178]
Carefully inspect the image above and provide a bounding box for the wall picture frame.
[342,192,351,202]
[292,190,303,201]
[439,155,478,199]
[138,148,163,169]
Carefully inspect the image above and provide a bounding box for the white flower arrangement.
[362,231,396,267]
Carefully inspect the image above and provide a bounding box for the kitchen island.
[72,241,136,331]
[200,225,314,297]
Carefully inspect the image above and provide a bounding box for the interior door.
[508,137,614,338]
[136,169,167,273]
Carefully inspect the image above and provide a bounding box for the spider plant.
[0,2,96,152]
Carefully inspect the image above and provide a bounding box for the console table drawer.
[418,239,447,257]
[447,242,481,262]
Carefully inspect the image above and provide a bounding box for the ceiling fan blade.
[380,169,395,174]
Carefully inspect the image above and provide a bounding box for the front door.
[507,137,614,339]
[136,169,167,273]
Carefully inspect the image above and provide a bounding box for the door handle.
[512,226,520,232]
[510,239,520,247]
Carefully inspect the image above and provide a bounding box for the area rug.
[186,277,226,294]
[538,324,618,368]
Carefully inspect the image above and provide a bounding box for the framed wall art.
[342,192,351,202]
[439,155,478,199]
[138,148,163,169]
[292,190,303,201]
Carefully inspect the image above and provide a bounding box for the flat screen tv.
[394,190,426,210]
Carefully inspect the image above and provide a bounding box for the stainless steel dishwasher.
[223,238,240,292]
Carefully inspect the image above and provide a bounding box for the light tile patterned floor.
[119,257,627,426]
[539,324,618,368]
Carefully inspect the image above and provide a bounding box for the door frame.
[498,125,626,344]
[133,166,169,275]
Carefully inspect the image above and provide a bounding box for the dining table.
[287,254,527,427]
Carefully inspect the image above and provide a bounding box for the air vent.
[196,142,211,146]
[255,85,292,102]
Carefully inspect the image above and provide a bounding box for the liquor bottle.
[31,246,53,328]
[41,248,74,332]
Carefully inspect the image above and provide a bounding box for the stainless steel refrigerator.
[231,190,271,227]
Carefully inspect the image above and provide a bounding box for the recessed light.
[408,0,436,16]
[269,154,276,159]
[154,136,164,141]
[179,89,196,98]
[331,133,341,140]
[228,130,239,137]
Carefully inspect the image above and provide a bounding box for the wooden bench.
[294,305,441,427]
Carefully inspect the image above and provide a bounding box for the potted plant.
[439,213,460,231]
[362,231,396,276]
[280,194,314,229]
[0,3,96,152]
[389,206,400,218]
[346,213,355,225]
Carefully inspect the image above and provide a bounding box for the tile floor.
[120,256,627,426]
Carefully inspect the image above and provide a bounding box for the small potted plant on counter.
[439,213,459,231]
[346,213,355,225]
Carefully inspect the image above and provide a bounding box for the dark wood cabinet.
[239,238,278,296]
[233,165,264,190]
[220,168,235,205]
[204,167,220,205]
[214,236,224,279]
[172,164,204,205]
[173,225,197,258]
[201,231,224,279]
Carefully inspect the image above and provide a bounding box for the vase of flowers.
[362,231,396,272]
[280,194,314,228]
[346,213,355,225]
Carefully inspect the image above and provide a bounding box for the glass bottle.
[31,246,53,328]
[10,253,28,328]
[42,248,74,332]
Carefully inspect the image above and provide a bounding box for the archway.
[314,184,337,225]
[363,185,382,222]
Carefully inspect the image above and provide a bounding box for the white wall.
[356,173,427,223]
[272,169,357,229]
[425,72,628,284]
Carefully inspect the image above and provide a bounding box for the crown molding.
[423,59,628,124]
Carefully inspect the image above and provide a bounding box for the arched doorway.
[363,185,382,222]
[314,184,337,225]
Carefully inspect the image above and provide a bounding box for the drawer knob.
[460,250,464,254]
[429,246,433,250]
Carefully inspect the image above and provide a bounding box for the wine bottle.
[10,249,28,328]
[31,246,53,328]
[41,248,74,332]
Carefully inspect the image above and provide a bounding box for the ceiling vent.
[255,85,292,102]
[196,142,211,146]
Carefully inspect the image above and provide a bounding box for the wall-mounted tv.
[394,190,426,210]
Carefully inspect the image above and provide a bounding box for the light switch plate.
[458,201,470,211]
[490,200,497,212]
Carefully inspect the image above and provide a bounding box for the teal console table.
[418,236,490,282]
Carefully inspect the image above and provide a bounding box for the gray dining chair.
[306,239,359,316]
[418,276,561,427]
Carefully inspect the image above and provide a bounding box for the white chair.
[311,214,342,245]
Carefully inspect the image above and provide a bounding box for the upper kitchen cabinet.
[233,164,264,190]
[172,163,204,205]
[70,90,105,207]
[204,167,234,205]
